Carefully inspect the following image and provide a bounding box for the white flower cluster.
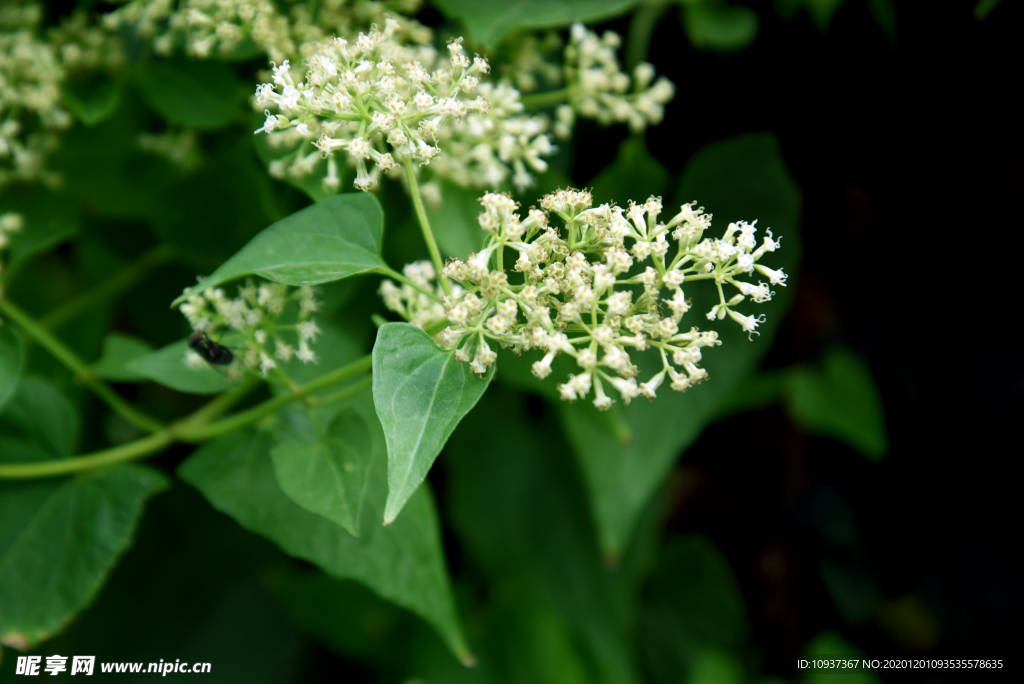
[0,212,24,323]
[427,80,555,191]
[253,24,556,192]
[253,24,484,190]
[48,11,125,74]
[386,188,786,409]
[0,4,72,189]
[378,261,448,330]
[562,23,675,133]
[179,280,322,378]
[104,0,427,64]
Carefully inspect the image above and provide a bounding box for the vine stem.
[0,354,373,479]
[178,355,371,442]
[0,431,177,479]
[0,299,165,434]
[403,156,452,297]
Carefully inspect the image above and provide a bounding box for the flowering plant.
[0,0,815,678]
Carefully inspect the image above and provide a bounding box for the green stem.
[175,376,261,430]
[626,0,670,71]
[0,299,165,434]
[304,375,372,406]
[403,157,451,297]
[271,366,307,403]
[40,245,174,331]
[379,266,443,304]
[177,354,373,442]
[0,355,374,479]
[0,431,175,479]
[520,88,571,110]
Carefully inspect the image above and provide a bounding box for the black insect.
[188,331,234,365]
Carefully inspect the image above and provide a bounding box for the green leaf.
[684,1,760,53]
[805,0,847,30]
[560,132,801,556]
[63,72,121,126]
[124,338,239,395]
[433,0,638,46]
[0,189,80,269]
[173,193,386,305]
[786,348,888,460]
[47,90,178,221]
[689,652,746,684]
[133,58,247,129]
[372,323,494,525]
[0,377,77,463]
[588,136,670,207]
[7,484,298,682]
[91,333,154,383]
[975,0,1003,20]
[639,536,748,683]
[649,536,747,649]
[444,388,641,683]
[0,466,167,649]
[0,327,22,411]
[715,368,789,418]
[866,0,896,43]
[270,410,375,536]
[0,378,165,648]
[178,392,472,664]
[265,570,412,668]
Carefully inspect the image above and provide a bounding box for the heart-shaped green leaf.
[270,410,375,536]
[178,391,472,664]
[786,348,888,460]
[683,1,760,53]
[173,193,385,305]
[372,323,494,525]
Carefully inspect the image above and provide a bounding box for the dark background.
[578,0,1021,680]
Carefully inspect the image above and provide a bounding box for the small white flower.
[296,341,317,364]
[531,352,556,379]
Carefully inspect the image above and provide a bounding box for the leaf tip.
[459,652,478,668]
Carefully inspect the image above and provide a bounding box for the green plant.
[0,1,893,680]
